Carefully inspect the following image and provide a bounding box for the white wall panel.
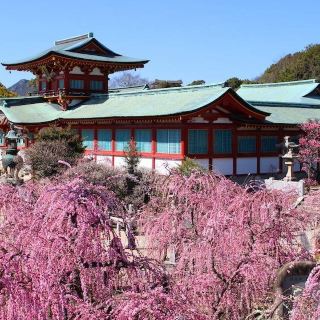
[260,157,279,173]
[114,156,126,168]
[96,155,112,166]
[70,66,84,74]
[89,67,103,75]
[237,157,257,175]
[212,158,233,175]
[194,159,209,170]
[138,158,153,170]
[155,159,181,174]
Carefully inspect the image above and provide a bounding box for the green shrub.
[26,126,84,178]
[177,157,205,176]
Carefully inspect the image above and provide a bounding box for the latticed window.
[58,79,65,89]
[81,129,94,150]
[238,136,256,153]
[214,129,232,154]
[70,79,84,89]
[97,129,112,151]
[90,80,103,91]
[188,129,208,154]
[157,129,181,154]
[115,129,131,151]
[261,136,278,153]
[135,129,152,152]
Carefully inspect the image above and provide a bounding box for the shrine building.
[1,33,319,175]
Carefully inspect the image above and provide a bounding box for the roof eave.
[2,51,149,68]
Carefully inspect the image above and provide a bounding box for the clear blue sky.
[0,0,319,87]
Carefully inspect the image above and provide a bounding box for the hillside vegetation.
[258,44,320,83]
[225,44,320,89]
[0,82,16,97]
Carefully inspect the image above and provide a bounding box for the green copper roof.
[236,79,320,124]
[64,84,231,119]
[0,84,266,124]
[2,34,149,66]
[0,98,61,124]
[237,79,320,107]
[259,106,320,124]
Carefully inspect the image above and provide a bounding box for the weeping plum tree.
[140,170,312,319]
[0,168,313,319]
[299,120,320,182]
[0,178,202,320]
[290,189,320,320]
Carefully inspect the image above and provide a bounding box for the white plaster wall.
[155,159,181,174]
[212,158,233,175]
[237,157,257,175]
[260,157,279,174]
[96,155,112,166]
[194,159,209,170]
[213,117,232,124]
[138,158,153,170]
[114,156,126,169]
[188,116,209,123]
[89,67,103,76]
[70,66,84,74]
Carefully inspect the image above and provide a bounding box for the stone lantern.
[282,136,299,182]
[1,124,23,183]
[5,125,19,156]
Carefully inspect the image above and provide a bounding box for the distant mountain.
[0,82,16,97]
[8,79,36,96]
[258,44,320,83]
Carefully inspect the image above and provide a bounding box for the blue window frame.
[81,129,94,150]
[70,79,84,89]
[238,136,256,153]
[58,79,65,89]
[157,129,181,154]
[188,129,208,154]
[214,129,232,154]
[90,80,103,91]
[97,129,112,151]
[261,136,278,153]
[135,129,152,152]
[115,129,131,151]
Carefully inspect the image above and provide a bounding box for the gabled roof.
[0,84,268,125]
[2,33,149,67]
[237,79,320,107]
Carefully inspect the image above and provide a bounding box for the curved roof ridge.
[240,79,317,88]
[106,82,226,97]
